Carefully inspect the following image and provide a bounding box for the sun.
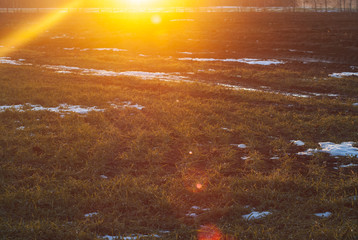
[128,0,154,6]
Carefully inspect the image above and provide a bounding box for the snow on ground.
[242,211,272,220]
[0,102,144,114]
[185,206,210,218]
[43,64,190,82]
[51,34,74,39]
[314,212,332,218]
[337,163,358,168]
[1,104,103,114]
[110,101,145,110]
[298,142,358,157]
[100,175,108,179]
[329,72,358,78]
[353,103,358,106]
[230,144,247,149]
[290,140,305,146]
[84,212,98,217]
[217,83,338,98]
[99,234,161,240]
[178,57,285,65]
[0,57,32,66]
[221,127,233,132]
[63,47,128,52]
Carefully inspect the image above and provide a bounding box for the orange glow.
[182,168,209,193]
[151,15,162,24]
[0,0,81,58]
[198,224,223,240]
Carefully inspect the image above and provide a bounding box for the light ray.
[0,0,81,57]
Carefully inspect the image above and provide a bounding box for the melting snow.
[0,57,32,66]
[186,206,210,218]
[93,48,128,52]
[100,175,108,179]
[110,101,145,110]
[51,34,74,39]
[242,211,272,220]
[84,212,98,217]
[99,234,161,240]
[16,126,25,130]
[221,127,233,132]
[329,72,358,78]
[230,144,247,149]
[43,64,189,82]
[0,103,104,114]
[291,140,305,146]
[178,57,285,65]
[338,163,358,168]
[298,142,358,157]
[314,212,332,218]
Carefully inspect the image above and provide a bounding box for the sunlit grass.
[0,12,357,240]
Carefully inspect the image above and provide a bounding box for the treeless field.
[0,12,357,240]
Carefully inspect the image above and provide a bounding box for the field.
[0,12,358,239]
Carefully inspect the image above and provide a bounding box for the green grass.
[0,12,357,239]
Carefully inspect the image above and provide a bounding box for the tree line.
[0,0,356,11]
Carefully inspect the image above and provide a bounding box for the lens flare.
[151,15,162,24]
[198,224,222,240]
[0,0,81,57]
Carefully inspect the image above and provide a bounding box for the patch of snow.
[241,156,250,160]
[56,70,72,74]
[338,163,358,168]
[51,34,74,39]
[329,72,358,78]
[16,126,25,130]
[298,142,358,157]
[110,101,145,110]
[186,212,198,217]
[99,236,118,240]
[179,57,285,65]
[352,103,358,106]
[63,47,75,50]
[221,127,233,132]
[191,206,201,210]
[43,64,190,82]
[100,175,108,179]
[0,57,32,66]
[93,48,128,52]
[84,212,98,217]
[231,144,247,149]
[270,156,280,160]
[242,211,272,220]
[291,140,305,146]
[178,52,193,55]
[0,103,104,115]
[314,212,331,218]
[186,206,210,218]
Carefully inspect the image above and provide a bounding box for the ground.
[0,12,357,240]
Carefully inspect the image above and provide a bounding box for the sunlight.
[0,0,81,58]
